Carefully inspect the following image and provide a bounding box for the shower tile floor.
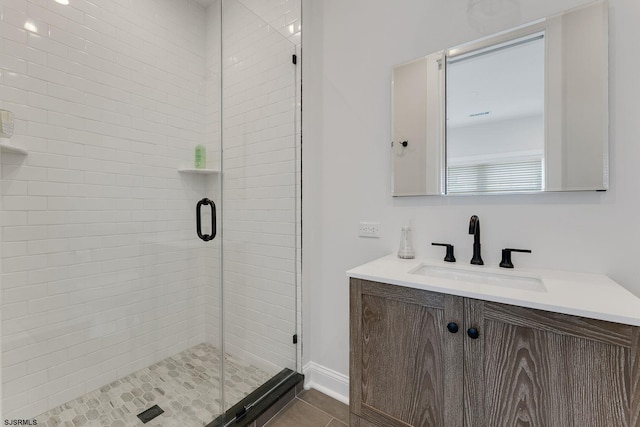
[35,343,276,427]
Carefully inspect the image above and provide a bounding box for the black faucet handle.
[499,248,532,269]
[432,243,456,262]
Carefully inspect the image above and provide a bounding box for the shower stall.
[0,0,301,425]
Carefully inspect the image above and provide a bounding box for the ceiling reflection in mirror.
[391,1,608,196]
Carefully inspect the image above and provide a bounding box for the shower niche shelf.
[178,168,219,175]
[0,141,28,155]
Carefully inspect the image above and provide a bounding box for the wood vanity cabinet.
[349,278,464,426]
[349,278,640,427]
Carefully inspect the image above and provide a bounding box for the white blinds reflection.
[447,159,543,194]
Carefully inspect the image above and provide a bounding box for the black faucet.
[469,215,484,265]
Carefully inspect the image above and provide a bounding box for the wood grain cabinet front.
[349,278,464,427]
[350,278,640,427]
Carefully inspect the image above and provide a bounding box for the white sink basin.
[409,264,546,292]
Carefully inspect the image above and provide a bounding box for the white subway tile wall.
[0,0,301,419]
[237,0,301,45]
[0,0,214,417]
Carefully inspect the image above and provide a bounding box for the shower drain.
[137,405,165,423]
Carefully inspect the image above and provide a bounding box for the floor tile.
[264,399,332,427]
[35,344,276,427]
[327,419,348,427]
[254,387,296,426]
[297,389,349,424]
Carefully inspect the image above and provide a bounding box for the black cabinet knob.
[446,322,459,333]
[400,140,408,147]
[467,327,480,339]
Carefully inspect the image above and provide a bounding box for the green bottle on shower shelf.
[195,144,206,169]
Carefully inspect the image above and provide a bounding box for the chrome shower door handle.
[196,198,216,242]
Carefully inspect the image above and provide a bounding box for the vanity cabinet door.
[466,299,640,427]
[350,279,464,427]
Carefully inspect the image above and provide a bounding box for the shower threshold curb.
[208,368,303,427]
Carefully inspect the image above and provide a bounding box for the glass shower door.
[220,0,299,414]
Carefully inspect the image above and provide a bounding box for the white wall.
[302,0,640,401]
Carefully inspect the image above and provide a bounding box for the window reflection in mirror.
[446,34,545,194]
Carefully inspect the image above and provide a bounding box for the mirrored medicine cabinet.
[391,1,608,196]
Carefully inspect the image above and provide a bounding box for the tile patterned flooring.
[35,343,275,427]
[264,389,348,427]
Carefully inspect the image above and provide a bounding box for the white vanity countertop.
[346,254,640,327]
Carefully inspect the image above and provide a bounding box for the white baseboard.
[302,361,349,405]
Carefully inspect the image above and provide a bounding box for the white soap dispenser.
[398,225,415,259]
